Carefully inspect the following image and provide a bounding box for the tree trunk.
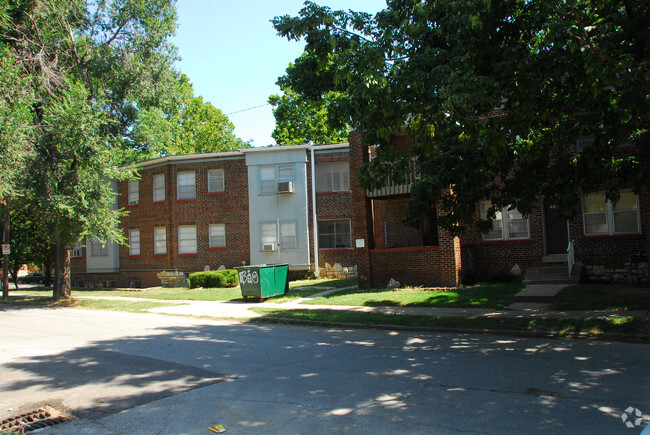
[2,199,10,301]
[52,243,71,300]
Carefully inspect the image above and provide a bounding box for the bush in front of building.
[188,270,239,288]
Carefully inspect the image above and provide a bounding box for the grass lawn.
[8,278,356,303]
[0,294,183,312]
[248,308,646,338]
[553,284,650,311]
[300,283,523,309]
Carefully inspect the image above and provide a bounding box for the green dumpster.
[236,263,289,301]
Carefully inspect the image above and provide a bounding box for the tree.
[2,0,180,299]
[273,0,649,234]
[269,63,349,145]
[166,74,250,155]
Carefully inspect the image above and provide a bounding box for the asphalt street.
[0,306,648,434]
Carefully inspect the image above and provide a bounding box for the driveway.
[0,306,648,434]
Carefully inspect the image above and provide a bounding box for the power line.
[227,103,271,116]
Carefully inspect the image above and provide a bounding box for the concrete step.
[513,284,566,303]
[523,265,578,285]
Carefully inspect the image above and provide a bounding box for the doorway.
[543,199,569,255]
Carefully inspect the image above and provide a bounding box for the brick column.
[436,201,462,287]
[348,131,374,288]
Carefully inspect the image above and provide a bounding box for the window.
[318,220,351,249]
[90,239,108,257]
[209,224,226,248]
[278,165,294,182]
[154,227,166,255]
[480,202,529,240]
[153,174,165,203]
[316,162,350,192]
[280,221,297,250]
[129,230,140,256]
[583,191,639,236]
[178,225,197,254]
[128,180,139,205]
[260,166,276,194]
[261,222,277,249]
[259,165,294,194]
[208,169,225,193]
[70,243,83,258]
[177,171,196,200]
[260,221,297,250]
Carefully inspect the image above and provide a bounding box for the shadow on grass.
[248,308,648,340]
[303,283,523,309]
[554,284,650,311]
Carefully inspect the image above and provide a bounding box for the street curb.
[248,316,650,344]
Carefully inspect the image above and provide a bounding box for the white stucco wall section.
[244,147,311,270]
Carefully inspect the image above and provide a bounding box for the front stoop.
[522,264,580,286]
[514,263,580,303]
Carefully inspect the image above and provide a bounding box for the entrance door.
[543,199,569,255]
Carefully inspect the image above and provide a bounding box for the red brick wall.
[116,157,250,287]
[460,202,545,278]
[308,148,356,272]
[369,247,444,287]
[349,132,375,287]
[372,197,423,248]
[349,132,461,287]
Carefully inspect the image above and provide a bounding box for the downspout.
[311,146,320,276]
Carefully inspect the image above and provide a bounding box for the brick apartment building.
[71,133,649,289]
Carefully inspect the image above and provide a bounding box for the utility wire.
[227,103,271,116]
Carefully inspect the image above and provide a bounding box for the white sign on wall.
[355,239,365,248]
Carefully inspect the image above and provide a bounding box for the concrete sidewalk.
[69,286,648,321]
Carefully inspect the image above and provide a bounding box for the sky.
[171,0,387,147]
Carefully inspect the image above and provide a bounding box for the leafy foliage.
[273,0,650,234]
[188,270,239,289]
[269,67,349,145]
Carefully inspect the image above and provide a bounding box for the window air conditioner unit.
[277,181,294,193]
[262,243,276,252]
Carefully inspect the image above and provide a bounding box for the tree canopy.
[269,62,349,145]
[273,0,649,234]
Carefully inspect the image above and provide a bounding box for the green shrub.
[188,270,239,288]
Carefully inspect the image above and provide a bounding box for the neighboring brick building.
[70,144,357,288]
[71,134,648,289]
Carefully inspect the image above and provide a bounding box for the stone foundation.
[319,263,357,279]
[583,262,648,284]
[157,270,186,287]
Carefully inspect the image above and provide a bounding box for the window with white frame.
[318,219,351,249]
[128,180,139,205]
[178,225,197,254]
[90,239,108,257]
[154,227,166,255]
[583,190,639,236]
[129,230,140,256]
[153,174,165,203]
[177,171,196,200]
[261,222,277,250]
[280,221,297,250]
[259,165,294,194]
[480,202,529,240]
[70,243,83,258]
[208,169,225,193]
[316,162,350,192]
[260,166,276,194]
[209,224,226,248]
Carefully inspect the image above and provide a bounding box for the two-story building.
[71,134,648,289]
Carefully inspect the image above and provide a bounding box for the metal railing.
[366,158,420,198]
[567,240,575,277]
